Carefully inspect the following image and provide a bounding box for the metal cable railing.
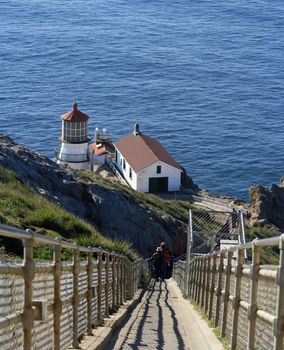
[0,224,144,350]
[188,209,245,256]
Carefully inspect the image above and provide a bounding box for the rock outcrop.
[249,183,284,229]
[180,166,200,192]
[0,135,187,256]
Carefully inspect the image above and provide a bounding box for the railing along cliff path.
[173,234,284,350]
[0,224,144,350]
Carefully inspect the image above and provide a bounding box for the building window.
[129,167,132,179]
[115,150,118,163]
[157,165,161,174]
[123,159,126,170]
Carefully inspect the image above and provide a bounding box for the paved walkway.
[104,279,224,350]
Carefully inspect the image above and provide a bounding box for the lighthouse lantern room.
[56,103,91,170]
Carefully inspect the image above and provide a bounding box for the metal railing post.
[205,256,211,314]
[221,250,233,338]
[122,257,127,302]
[189,259,195,298]
[201,257,207,308]
[119,256,123,304]
[115,255,120,307]
[230,248,244,350]
[247,240,260,349]
[184,209,192,297]
[239,212,247,260]
[87,248,94,335]
[194,258,200,302]
[22,234,35,350]
[105,253,110,317]
[53,241,62,350]
[215,251,224,327]
[208,254,217,320]
[97,250,102,324]
[190,258,197,299]
[273,235,284,350]
[111,254,117,309]
[72,247,80,349]
[196,258,202,304]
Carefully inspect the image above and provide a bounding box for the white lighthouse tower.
[56,102,91,170]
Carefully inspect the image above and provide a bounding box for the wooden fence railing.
[173,235,284,350]
[0,224,144,350]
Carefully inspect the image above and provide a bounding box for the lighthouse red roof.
[61,103,89,122]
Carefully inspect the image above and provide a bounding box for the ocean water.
[0,0,283,200]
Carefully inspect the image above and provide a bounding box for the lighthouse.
[56,103,91,170]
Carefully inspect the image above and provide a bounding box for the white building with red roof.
[114,124,182,193]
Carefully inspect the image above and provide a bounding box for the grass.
[76,170,193,223]
[0,167,139,261]
[245,224,281,264]
[0,165,281,264]
[77,170,284,264]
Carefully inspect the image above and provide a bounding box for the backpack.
[153,250,162,268]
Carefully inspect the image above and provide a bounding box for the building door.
[148,177,168,193]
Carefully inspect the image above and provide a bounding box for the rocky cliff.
[249,183,284,230]
[0,135,188,257]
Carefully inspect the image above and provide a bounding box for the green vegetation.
[0,167,138,261]
[77,170,283,264]
[246,224,281,265]
[77,170,193,223]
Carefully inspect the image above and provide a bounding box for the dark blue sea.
[1,0,283,200]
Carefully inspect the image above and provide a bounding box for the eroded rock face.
[248,184,284,229]
[180,166,200,192]
[0,135,187,257]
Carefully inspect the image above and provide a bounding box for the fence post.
[190,258,197,299]
[273,235,284,350]
[189,259,195,298]
[247,240,260,349]
[131,263,135,297]
[196,258,202,304]
[22,233,35,350]
[115,255,120,307]
[97,250,103,325]
[72,247,80,349]
[215,251,224,327]
[105,253,110,317]
[194,258,200,302]
[122,257,127,302]
[221,250,233,338]
[230,248,244,350]
[201,257,207,308]
[119,256,123,304]
[53,241,62,350]
[184,209,193,297]
[205,256,211,314]
[208,254,217,321]
[87,248,94,335]
[111,254,117,311]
